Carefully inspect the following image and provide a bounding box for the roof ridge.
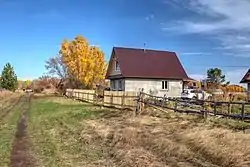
[113,46,175,53]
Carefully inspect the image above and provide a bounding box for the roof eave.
[123,76,189,80]
[240,80,250,83]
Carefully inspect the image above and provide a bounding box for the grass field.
[27,96,250,167]
[1,95,250,167]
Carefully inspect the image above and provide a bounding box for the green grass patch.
[0,97,23,167]
[28,97,107,167]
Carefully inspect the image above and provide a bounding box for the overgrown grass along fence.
[66,89,137,109]
[66,89,250,122]
[140,92,250,121]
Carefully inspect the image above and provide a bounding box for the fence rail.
[66,89,137,109]
[65,89,250,122]
[139,92,250,122]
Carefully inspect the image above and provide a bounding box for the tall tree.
[206,68,229,88]
[59,35,106,89]
[0,63,18,91]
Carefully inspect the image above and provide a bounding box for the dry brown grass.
[0,90,14,100]
[213,93,247,102]
[80,108,250,167]
[0,90,19,108]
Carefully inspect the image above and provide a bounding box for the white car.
[26,89,33,93]
[181,89,211,100]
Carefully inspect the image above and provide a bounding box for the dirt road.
[10,94,34,167]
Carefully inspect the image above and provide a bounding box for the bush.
[34,88,44,93]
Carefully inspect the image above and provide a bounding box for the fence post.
[241,103,245,120]
[174,99,178,112]
[161,95,166,108]
[111,93,113,107]
[72,90,75,99]
[135,91,142,116]
[227,101,231,114]
[121,93,125,109]
[101,91,104,109]
[204,110,208,120]
[213,102,217,115]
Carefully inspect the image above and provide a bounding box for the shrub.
[34,88,44,93]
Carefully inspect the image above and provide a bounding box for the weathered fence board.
[66,89,95,102]
[66,89,137,109]
[103,91,137,109]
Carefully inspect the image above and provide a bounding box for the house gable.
[240,69,250,83]
[105,49,122,78]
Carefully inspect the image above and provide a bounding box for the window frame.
[111,80,116,90]
[114,60,120,71]
[118,80,122,90]
[161,80,169,90]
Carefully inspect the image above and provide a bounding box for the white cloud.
[162,0,250,58]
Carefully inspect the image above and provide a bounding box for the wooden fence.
[66,89,250,122]
[66,89,137,109]
[66,89,95,103]
[139,92,250,122]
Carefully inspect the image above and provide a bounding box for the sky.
[0,0,249,85]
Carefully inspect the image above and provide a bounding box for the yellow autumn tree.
[225,85,245,92]
[60,35,106,89]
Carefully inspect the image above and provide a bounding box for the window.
[113,80,116,90]
[162,81,168,90]
[110,80,116,90]
[118,80,122,90]
[115,60,120,71]
[110,80,114,90]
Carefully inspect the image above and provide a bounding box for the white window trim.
[161,80,169,90]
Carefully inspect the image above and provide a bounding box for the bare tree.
[45,54,67,79]
[45,54,84,92]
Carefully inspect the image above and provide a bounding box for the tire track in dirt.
[10,94,34,167]
[0,95,24,121]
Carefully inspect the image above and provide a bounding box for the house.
[105,47,189,97]
[183,77,201,89]
[240,69,250,101]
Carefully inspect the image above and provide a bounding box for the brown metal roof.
[106,47,188,79]
[240,69,250,83]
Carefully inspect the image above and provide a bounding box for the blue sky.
[0,0,249,84]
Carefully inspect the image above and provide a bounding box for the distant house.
[240,69,250,101]
[105,47,189,97]
[183,77,201,89]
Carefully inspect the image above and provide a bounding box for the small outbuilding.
[240,69,250,102]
